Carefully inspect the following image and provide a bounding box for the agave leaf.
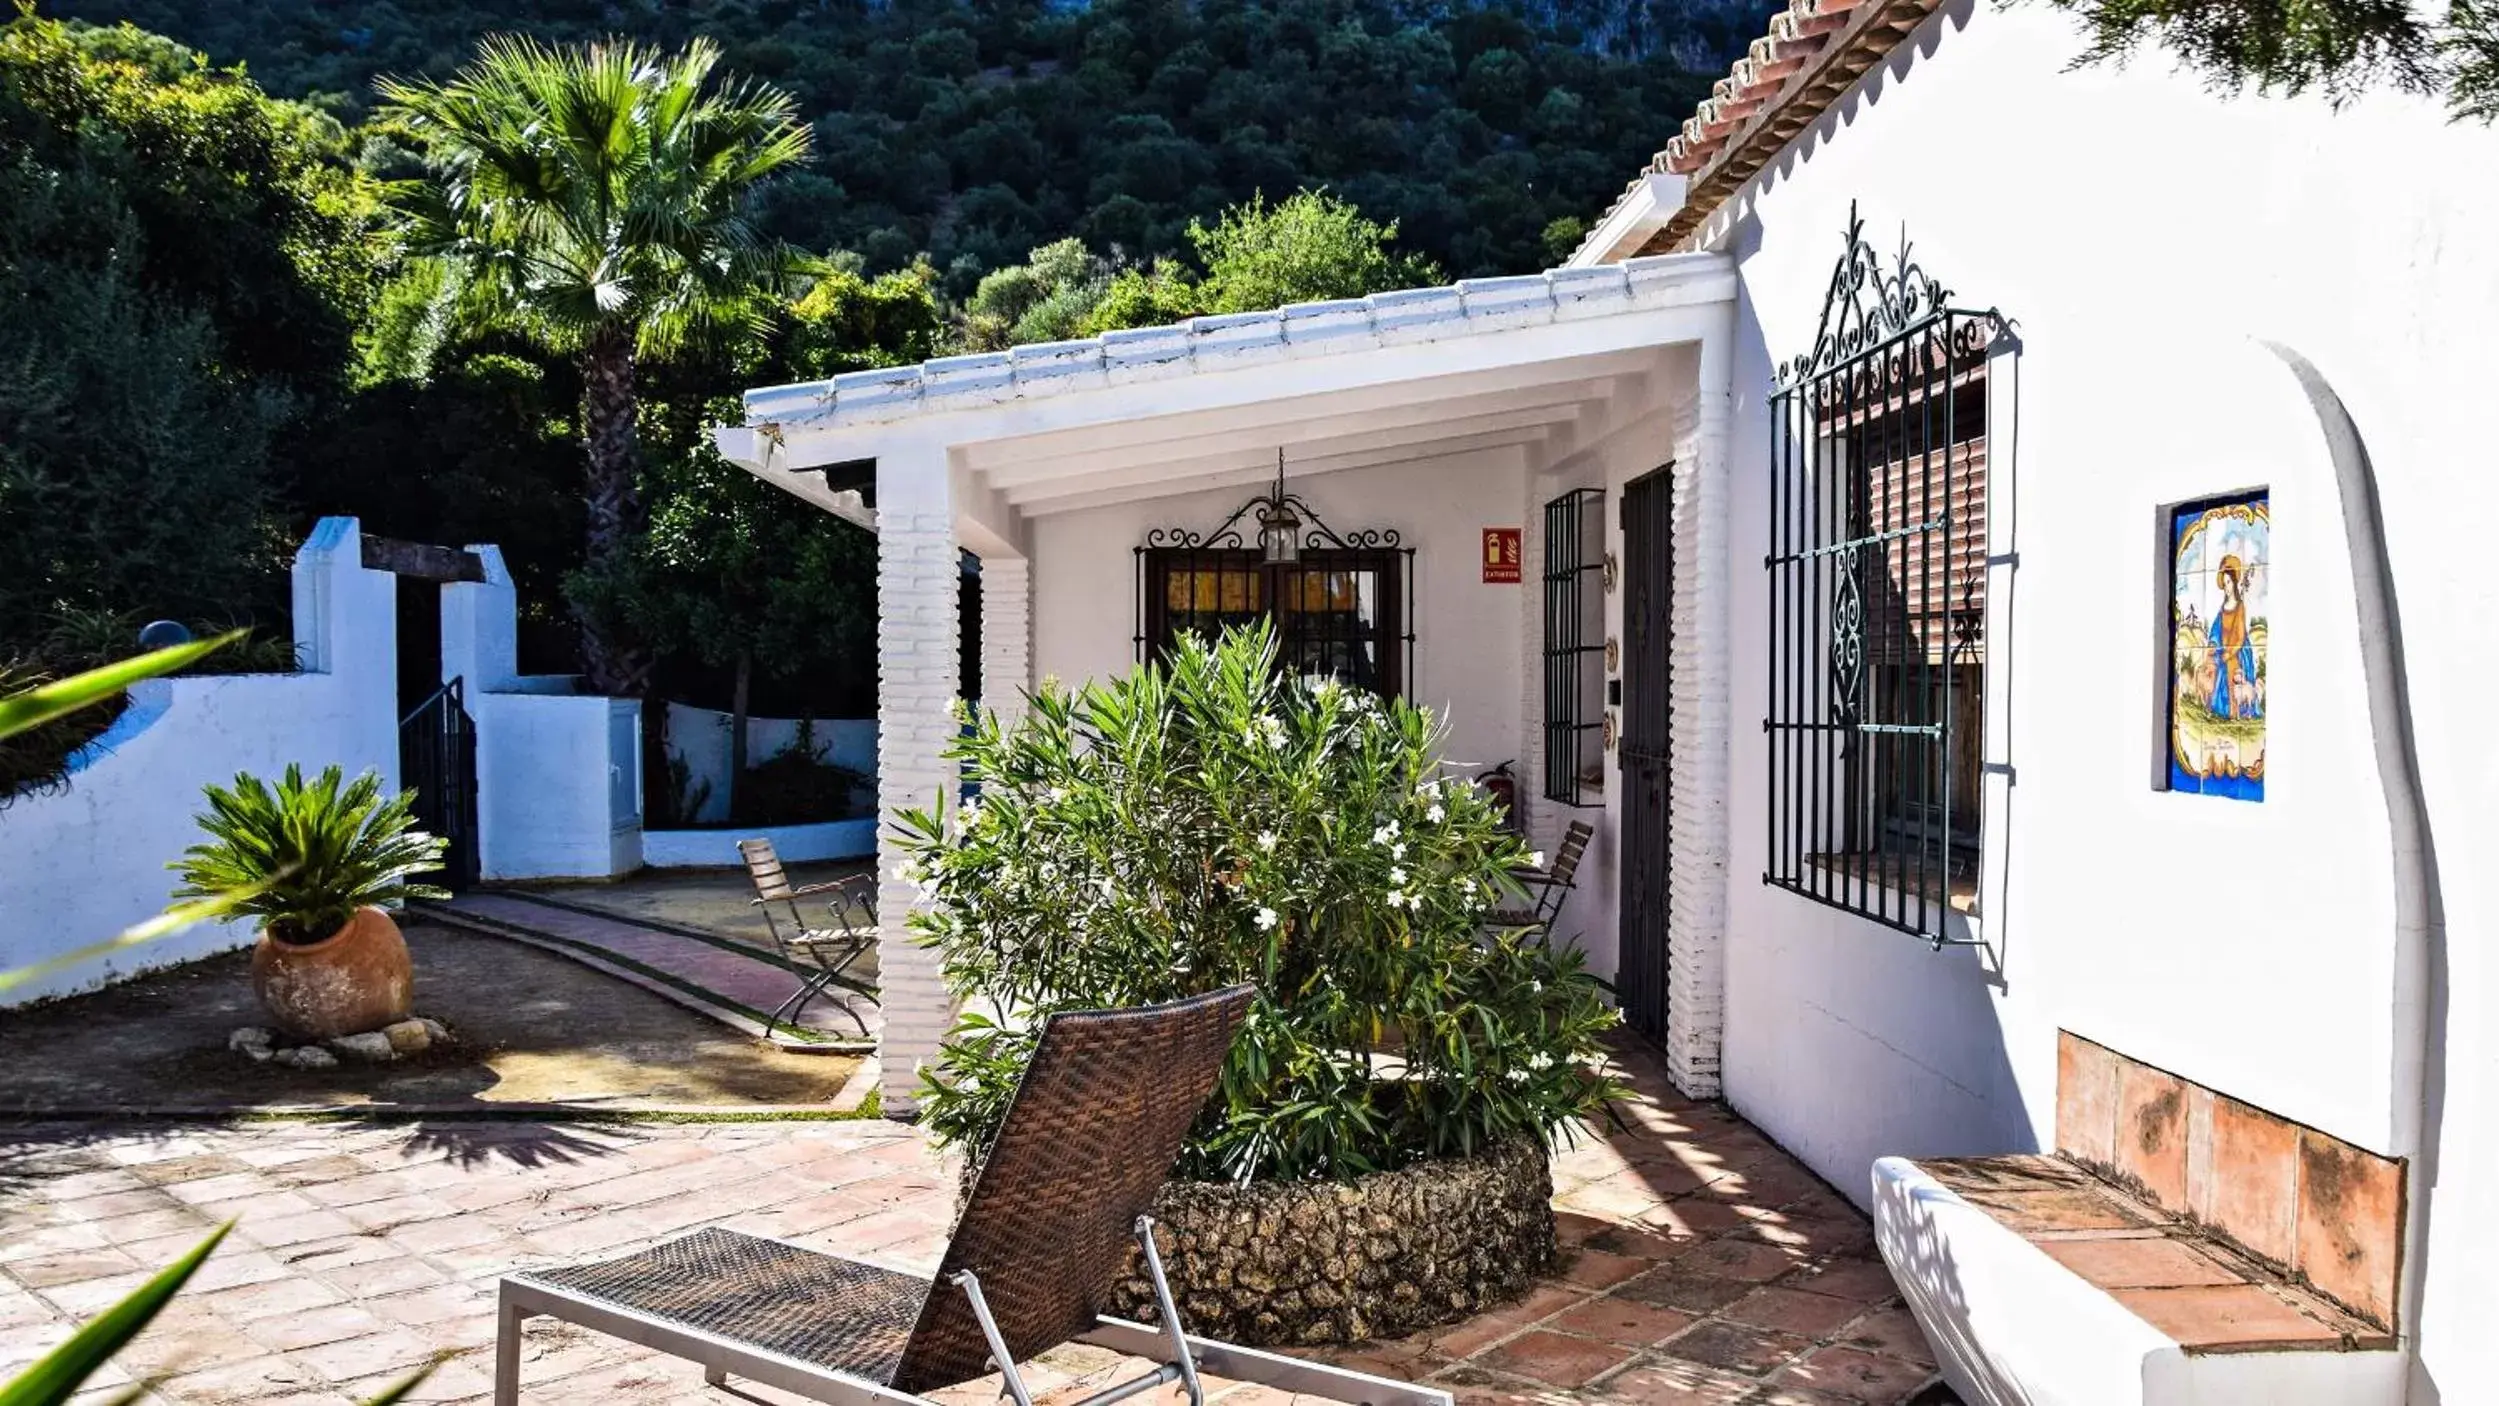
[0,632,242,742]
[0,884,278,997]
[0,1224,230,1406]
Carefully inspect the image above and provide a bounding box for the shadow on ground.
[0,923,860,1116]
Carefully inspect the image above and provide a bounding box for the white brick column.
[978,555,1032,726]
[874,445,961,1115]
[1665,348,1731,1099]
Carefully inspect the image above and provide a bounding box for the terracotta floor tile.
[1832,1306,1937,1368]
[1423,1363,1556,1406]
[1780,1258,1902,1306]
[1487,1281,1596,1326]
[1770,1347,1936,1404]
[1615,1267,1758,1315]
[2109,1284,2346,1350]
[1561,1248,1657,1289]
[1544,1294,1698,1347]
[1475,1329,1636,1388]
[1429,1312,1531,1360]
[1954,1188,2150,1237]
[1642,1197,1750,1239]
[1667,1237,1799,1284]
[1655,1319,1812,1377]
[1721,1286,1866,1338]
[2037,1236,2242,1290]
[1579,1223,1688,1263]
[1590,1358,1757,1406]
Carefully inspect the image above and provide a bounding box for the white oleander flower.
[1256,830,1279,853]
[1426,803,1446,823]
[1371,819,1400,845]
[1391,841,1407,860]
[1529,851,1547,870]
[1255,907,1280,931]
[1389,866,1408,886]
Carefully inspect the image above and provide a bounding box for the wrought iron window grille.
[1764,205,2011,948]
[1134,473,1416,698]
[1542,488,1607,806]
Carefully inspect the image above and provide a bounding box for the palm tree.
[380,36,812,695]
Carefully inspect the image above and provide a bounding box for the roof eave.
[1565,172,1690,268]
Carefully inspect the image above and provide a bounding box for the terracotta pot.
[251,906,414,1039]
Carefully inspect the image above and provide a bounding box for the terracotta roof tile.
[1572,0,1946,262]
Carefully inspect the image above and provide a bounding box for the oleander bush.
[896,623,1623,1185]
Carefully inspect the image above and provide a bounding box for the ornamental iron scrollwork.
[1762,203,2015,948]
[1143,488,1402,555]
[1774,202,2011,393]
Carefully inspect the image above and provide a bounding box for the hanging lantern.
[1256,451,1301,564]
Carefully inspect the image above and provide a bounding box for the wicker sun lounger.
[492,985,1451,1406]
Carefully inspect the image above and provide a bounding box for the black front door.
[1617,466,1674,1042]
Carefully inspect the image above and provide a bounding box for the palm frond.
[377,33,813,352]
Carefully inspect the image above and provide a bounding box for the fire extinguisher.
[1482,761,1521,833]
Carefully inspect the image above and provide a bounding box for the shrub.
[897,624,1624,1184]
[170,764,447,945]
[734,720,871,827]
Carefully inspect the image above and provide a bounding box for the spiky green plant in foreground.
[171,764,448,945]
[0,643,434,1404]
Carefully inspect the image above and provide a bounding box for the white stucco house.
[719,0,2496,1398]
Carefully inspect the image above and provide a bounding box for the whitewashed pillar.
[874,442,962,1114]
[1666,326,1734,1099]
[978,556,1032,727]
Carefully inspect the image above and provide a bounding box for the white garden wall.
[661,702,875,825]
[441,546,643,881]
[1679,0,2499,1391]
[0,517,398,1005]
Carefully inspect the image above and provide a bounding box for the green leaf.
[0,632,241,742]
[0,1224,231,1406]
[0,885,276,996]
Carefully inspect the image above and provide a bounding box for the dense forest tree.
[49,0,1758,288]
[0,15,386,653]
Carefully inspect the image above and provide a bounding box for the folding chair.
[1486,820,1594,938]
[492,985,1450,1406]
[740,837,877,1037]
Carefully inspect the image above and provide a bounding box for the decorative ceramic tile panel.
[2166,492,2270,800]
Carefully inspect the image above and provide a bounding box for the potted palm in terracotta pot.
[171,764,449,1039]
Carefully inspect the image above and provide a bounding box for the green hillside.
[48,0,1763,285]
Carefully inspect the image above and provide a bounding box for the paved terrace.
[0,1047,1947,1406]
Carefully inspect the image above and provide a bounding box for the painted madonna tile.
[2168,493,2269,800]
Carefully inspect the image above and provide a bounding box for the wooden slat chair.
[740,837,877,1037]
[493,985,1449,1406]
[1487,820,1594,938]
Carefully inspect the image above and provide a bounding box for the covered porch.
[715,256,1739,1110]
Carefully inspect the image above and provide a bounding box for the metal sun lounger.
[491,985,1451,1406]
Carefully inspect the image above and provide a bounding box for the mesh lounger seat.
[493,985,1449,1406]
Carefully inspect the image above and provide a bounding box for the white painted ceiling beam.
[1013,437,1539,517]
[964,373,1631,482]
[991,404,1587,503]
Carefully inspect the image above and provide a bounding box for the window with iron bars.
[1765,209,2005,945]
[1542,488,1607,805]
